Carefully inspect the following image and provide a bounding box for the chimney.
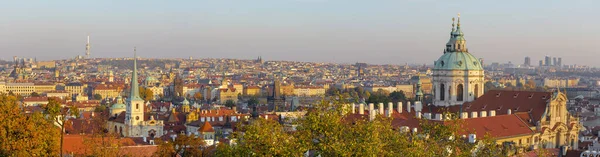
[461,112,468,119]
[435,113,442,120]
[397,102,403,113]
[468,134,476,143]
[369,103,374,115]
[351,103,356,114]
[414,101,422,112]
[471,112,478,118]
[359,103,365,115]
[507,109,512,115]
[416,112,421,119]
[378,103,384,115]
[480,111,487,117]
[369,109,375,121]
[489,110,496,116]
[387,102,393,117]
[407,102,411,113]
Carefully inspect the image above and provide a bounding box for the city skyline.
[1,1,599,66]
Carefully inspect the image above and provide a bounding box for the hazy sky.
[1,0,599,66]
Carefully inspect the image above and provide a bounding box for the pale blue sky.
[0,0,598,66]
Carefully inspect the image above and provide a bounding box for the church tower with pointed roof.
[106,47,164,138]
[126,47,146,127]
[432,14,485,106]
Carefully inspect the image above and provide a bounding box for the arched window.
[440,84,445,101]
[136,104,139,109]
[457,84,464,101]
[474,84,479,99]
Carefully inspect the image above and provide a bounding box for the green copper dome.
[111,103,126,109]
[434,15,483,71]
[111,96,126,109]
[434,52,482,71]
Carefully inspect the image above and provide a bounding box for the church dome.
[434,52,482,71]
[145,76,158,83]
[111,103,126,109]
[111,96,126,109]
[433,15,482,71]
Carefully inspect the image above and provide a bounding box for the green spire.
[454,13,464,36]
[129,47,143,101]
[451,17,456,35]
[415,75,423,101]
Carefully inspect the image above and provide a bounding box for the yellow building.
[5,83,35,96]
[243,85,261,96]
[219,88,238,103]
[65,82,87,97]
[293,86,325,97]
[93,84,124,99]
[34,82,56,94]
[280,83,295,96]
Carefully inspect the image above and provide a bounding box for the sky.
[1,0,599,66]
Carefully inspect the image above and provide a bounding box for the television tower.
[85,35,91,59]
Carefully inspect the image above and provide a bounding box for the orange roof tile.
[198,121,215,132]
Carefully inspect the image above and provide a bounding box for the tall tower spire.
[130,47,142,101]
[85,35,91,59]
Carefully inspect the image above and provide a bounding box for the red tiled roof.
[422,90,552,123]
[199,121,215,132]
[450,114,535,138]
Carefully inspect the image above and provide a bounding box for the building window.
[136,116,139,120]
[457,84,464,101]
[440,84,445,101]
[136,104,139,109]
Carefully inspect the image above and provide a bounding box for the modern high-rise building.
[524,57,531,66]
[545,56,551,66]
[558,57,562,67]
[539,60,543,67]
[553,57,557,66]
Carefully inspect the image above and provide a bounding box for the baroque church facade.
[431,15,484,107]
[426,14,580,149]
[108,49,164,138]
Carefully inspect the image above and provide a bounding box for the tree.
[93,94,102,100]
[216,118,304,156]
[224,100,235,108]
[247,97,259,107]
[215,94,504,156]
[155,133,206,156]
[193,92,203,100]
[139,86,154,102]
[80,112,122,156]
[30,92,40,97]
[44,97,79,156]
[0,94,60,156]
[524,80,536,90]
[505,82,514,88]
[484,81,496,92]
[389,91,407,103]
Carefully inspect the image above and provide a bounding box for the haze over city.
[1,0,599,66]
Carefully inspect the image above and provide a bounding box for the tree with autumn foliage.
[215,94,505,156]
[44,97,80,156]
[154,133,206,156]
[139,86,154,102]
[0,94,60,156]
